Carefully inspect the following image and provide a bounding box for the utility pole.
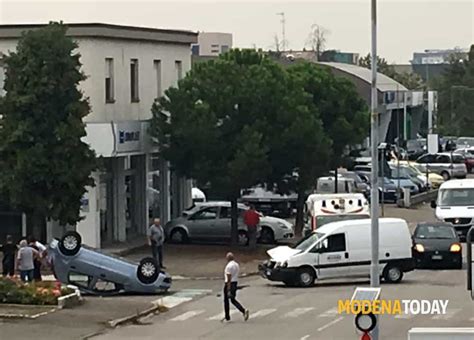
[370,0,380,339]
[277,12,286,52]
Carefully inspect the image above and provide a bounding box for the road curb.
[172,271,259,281]
[106,304,166,328]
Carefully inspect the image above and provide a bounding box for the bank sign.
[114,121,146,154]
[119,130,140,144]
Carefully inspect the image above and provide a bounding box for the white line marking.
[170,310,204,321]
[284,307,315,318]
[300,335,310,340]
[395,313,415,319]
[207,310,237,321]
[432,308,461,320]
[153,296,192,308]
[318,307,339,317]
[317,316,344,332]
[251,309,277,318]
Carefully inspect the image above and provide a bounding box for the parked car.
[415,153,467,180]
[454,147,474,173]
[354,168,399,203]
[168,201,294,245]
[456,137,474,148]
[259,218,415,287]
[330,170,370,198]
[396,160,444,189]
[389,165,425,193]
[406,139,426,161]
[48,232,171,295]
[412,223,462,269]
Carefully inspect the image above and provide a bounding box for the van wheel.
[441,171,450,181]
[59,231,82,256]
[297,267,315,287]
[137,257,159,284]
[383,265,403,283]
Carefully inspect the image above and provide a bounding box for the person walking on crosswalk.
[222,252,249,322]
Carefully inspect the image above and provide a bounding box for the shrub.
[0,277,74,305]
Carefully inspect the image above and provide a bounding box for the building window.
[105,58,114,103]
[154,60,162,99]
[221,45,229,53]
[130,59,139,102]
[191,44,200,56]
[175,60,183,82]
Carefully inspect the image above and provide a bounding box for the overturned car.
[48,231,171,295]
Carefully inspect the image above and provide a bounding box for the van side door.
[316,233,350,279]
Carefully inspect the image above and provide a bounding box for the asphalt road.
[94,267,473,340]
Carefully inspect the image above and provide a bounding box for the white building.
[191,32,232,56]
[0,23,197,247]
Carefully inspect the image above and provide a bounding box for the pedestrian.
[1,235,17,277]
[221,252,249,323]
[147,218,165,268]
[27,236,46,281]
[16,239,39,283]
[243,204,260,249]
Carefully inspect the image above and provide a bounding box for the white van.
[259,218,415,287]
[431,179,474,240]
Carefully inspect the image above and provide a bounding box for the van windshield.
[316,214,369,227]
[294,232,324,252]
[438,188,474,206]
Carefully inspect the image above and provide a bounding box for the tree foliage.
[0,22,96,228]
[434,45,474,136]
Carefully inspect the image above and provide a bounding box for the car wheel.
[238,231,249,246]
[137,257,159,284]
[441,171,450,181]
[170,228,188,244]
[260,227,275,244]
[297,267,315,287]
[383,265,403,283]
[59,231,82,256]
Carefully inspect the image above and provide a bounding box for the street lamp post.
[369,0,380,339]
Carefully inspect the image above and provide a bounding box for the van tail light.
[311,216,316,231]
[450,243,462,252]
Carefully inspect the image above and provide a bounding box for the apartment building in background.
[191,32,232,56]
[0,23,197,247]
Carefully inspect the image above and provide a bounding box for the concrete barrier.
[397,190,438,208]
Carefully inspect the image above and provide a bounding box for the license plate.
[432,255,443,260]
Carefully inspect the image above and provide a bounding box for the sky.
[0,0,472,63]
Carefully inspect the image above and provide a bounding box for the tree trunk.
[230,196,239,245]
[294,187,306,237]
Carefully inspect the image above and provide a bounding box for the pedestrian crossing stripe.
[395,313,414,319]
[251,309,277,318]
[170,310,205,321]
[207,310,237,321]
[318,308,339,317]
[284,307,315,318]
[431,308,461,320]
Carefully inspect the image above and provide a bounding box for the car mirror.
[430,200,437,209]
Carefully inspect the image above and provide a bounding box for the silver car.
[415,153,467,180]
[165,202,294,245]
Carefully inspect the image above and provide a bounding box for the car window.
[319,233,346,253]
[452,155,465,164]
[191,207,218,220]
[438,188,474,206]
[219,206,232,218]
[295,232,324,252]
[436,155,450,164]
[414,225,456,239]
[417,154,433,163]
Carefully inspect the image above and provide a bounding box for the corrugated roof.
[317,62,408,92]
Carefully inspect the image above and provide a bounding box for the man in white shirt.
[222,252,249,322]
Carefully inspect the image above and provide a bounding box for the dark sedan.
[412,223,462,269]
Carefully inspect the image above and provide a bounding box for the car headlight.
[414,244,425,252]
[277,222,290,229]
[450,243,461,252]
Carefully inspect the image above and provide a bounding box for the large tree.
[289,63,370,230]
[434,45,474,136]
[0,22,96,236]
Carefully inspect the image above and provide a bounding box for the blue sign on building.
[119,130,140,144]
